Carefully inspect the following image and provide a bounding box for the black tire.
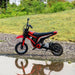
[15,42,28,55]
[51,43,63,56]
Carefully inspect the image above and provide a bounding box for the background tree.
[0,0,7,9]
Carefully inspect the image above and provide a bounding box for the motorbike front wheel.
[15,42,28,55]
[51,43,63,56]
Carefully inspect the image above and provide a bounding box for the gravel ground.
[0,33,75,62]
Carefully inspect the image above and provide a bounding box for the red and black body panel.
[33,31,57,37]
[28,31,57,48]
[34,31,57,43]
[16,31,57,48]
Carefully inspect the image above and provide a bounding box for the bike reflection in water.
[15,58,64,75]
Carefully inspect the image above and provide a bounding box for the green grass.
[0,9,75,42]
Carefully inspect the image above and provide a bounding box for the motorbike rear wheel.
[15,42,28,55]
[50,43,63,56]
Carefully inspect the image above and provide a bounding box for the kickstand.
[32,47,36,50]
[44,50,48,65]
[44,49,48,59]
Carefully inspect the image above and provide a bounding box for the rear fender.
[16,35,24,39]
[53,31,57,34]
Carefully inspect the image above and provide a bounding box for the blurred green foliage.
[0,0,75,18]
[71,0,75,7]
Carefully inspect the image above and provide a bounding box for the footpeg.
[32,47,36,50]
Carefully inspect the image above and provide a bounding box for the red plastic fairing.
[28,31,37,38]
[16,35,24,39]
[28,31,35,35]
[53,31,57,34]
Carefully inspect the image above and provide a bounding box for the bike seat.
[33,31,57,37]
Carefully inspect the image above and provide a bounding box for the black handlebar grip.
[30,25,33,28]
[29,25,33,29]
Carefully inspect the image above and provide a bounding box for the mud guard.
[16,35,24,39]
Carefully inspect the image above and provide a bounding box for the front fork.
[21,37,26,49]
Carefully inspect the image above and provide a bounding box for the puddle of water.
[0,56,75,75]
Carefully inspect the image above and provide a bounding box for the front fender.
[16,35,24,39]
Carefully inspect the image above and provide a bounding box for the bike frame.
[16,31,57,49]
[16,34,40,48]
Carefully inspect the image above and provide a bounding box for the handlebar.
[28,25,33,28]
[26,18,33,29]
[27,18,29,26]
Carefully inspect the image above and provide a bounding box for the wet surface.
[0,56,75,75]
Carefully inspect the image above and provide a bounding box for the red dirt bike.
[15,18,63,56]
